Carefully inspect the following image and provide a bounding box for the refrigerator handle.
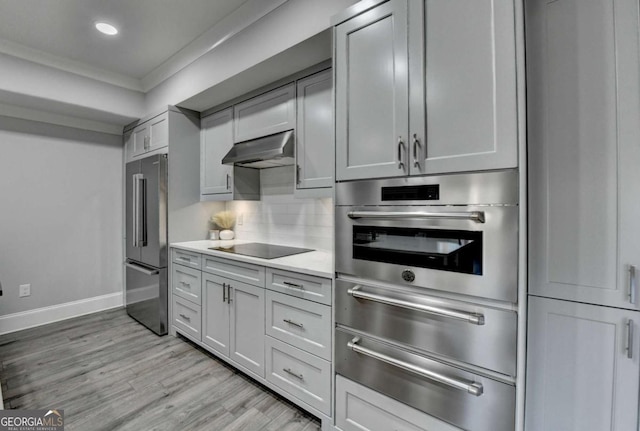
[139,177,148,247]
[132,174,141,248]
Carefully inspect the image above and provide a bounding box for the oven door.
[335,205,518,302]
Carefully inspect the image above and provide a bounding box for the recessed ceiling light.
[95,22,118,36]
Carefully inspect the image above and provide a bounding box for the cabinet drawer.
[335,376,462,431]
[267,268,331,305]
[171,264,202,305]
[172,249,201,270]
[266,290,331,360]
[203,256,265,287]
[265,336,331,415]
[172,297,201,341]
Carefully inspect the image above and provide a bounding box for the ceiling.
[0,0,251,79]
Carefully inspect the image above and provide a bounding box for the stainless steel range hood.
[222,130,294,169]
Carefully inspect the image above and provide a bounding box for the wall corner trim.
[0,292,123,335]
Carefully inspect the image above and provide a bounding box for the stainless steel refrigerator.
[125,154,168,335]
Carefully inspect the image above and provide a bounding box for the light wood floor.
[0,308,321,431]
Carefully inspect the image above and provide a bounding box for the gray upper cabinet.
[125,112,170,162]
[525,297,639,431]
[200,109,233,199]
[527,0,640,310]
[408,0,518,174]
[335,0,518,181]
[295,69,334,192]
[335,0,409,181]
[233,83,296,143]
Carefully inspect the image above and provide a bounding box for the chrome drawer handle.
[347,285,485,325]
[282,368,304,381]
[283,281,305,290]
[347,211,485,223]
[283,319,304,329]
[178,257,191,262]
[179,281,191,287]
[179,313,191,322]
[629,265,637,304]
[348,337,483,396]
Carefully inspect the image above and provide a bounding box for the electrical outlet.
[19,284,30,297]
[237,213,244,226]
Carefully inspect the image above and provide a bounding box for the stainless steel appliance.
[125,154,168,335]
[335,170,518,431]
[207,242,312,259]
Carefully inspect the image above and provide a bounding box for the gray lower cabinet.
[335,376,461,431]
[295,69,333,195]
[334,0,519,181]
[200,108,233,200]
[172,295,201,342]
[202,272,265,377]
[526,0,640,310]
[202,273,230,357]
[229,279,265,377]
[525,296,639,431]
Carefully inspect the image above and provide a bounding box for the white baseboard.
[0,292,123,335]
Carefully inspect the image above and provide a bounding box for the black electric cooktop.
[208,242,313,259]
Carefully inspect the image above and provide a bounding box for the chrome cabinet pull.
[397,136,405,170]
[412,134,420,168]
[228,285,233,303]
[283,319,304,329]
[282,368,304,381]
[296,165,301,185]
[347,210,485,223]
[179,313,191,322]
[348,337,483,396]
[629,265,636,304]
[283,281,305,290]
[222,283,227,303]
[226,174,230,190]
[348,285,485,325]
[179,281,191,287]
[627,319,634,359]
[178,256,191,262]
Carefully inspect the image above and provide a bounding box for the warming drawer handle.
[125,262,159,276]
[347,211,485,223]
[347,285,485,325]
[347,337,484,397]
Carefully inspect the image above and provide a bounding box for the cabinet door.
[525,297,639,431]
[132,124,149,158]
[295,69,333,190]
[335,0,409,181]
[229,280,265,377]
[527,0,640,309]
[408,0,517,175]
[233,84,295,143]
[147,112,169,152]
[202,273,230,357]
[200,109,233,197]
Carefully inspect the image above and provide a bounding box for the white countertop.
[170,240,334,278]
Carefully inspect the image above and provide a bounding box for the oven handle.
[347,337,484,396]
[348,285,485,325]
[347,210,485,223]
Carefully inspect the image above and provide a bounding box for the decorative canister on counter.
[209,230,220,240]
[219,229,234,240]
[211,210,235,241]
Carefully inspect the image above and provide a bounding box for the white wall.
[226,166,333,251]
[0,116,123,316]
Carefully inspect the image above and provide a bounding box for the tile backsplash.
[224,166,334,251]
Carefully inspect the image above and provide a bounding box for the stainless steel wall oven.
[335,170,519,431]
